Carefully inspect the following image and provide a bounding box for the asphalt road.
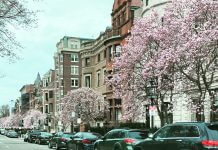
[0,134,53,150]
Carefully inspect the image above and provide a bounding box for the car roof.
[110,129,148,132]
[163,122,207,128]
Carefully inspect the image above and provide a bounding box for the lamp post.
[146,78,158,129]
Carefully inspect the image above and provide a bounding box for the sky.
[0,0,114,106]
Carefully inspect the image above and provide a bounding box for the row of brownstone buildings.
[11,0,143,132]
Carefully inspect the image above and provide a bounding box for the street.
[0,135,51,150]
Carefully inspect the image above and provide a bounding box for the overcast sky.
[0,0,114,106]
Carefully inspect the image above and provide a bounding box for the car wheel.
[56,143,60,150]
[94,146,100,150]
[114,147,122,150]
[66,143,71,150]
[48,142,53,148]
[134,147,142,150]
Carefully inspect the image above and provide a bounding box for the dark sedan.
[94,129,149,150]
[134,122,218,150]
[35,132,53,145]
[66,132,102,150]
[48,132,75,150]
[28,130,41,143]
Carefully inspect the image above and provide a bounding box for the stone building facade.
[41,69,56,132]
[54,36,94,131]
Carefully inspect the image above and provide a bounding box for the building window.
[85,75,91,88]
[146,0,149,6]
[45,105,48,113]
[60,54,63,62]
[71,53,79,62]
[45,93,48,101]
[115,99,122,106]
[59,65,63,75]
[98,53,101,62]
[49,103,53,112]
[97,72,100,87]
[115,108,122,121]
[104,49,107,58]
[71,78,79,87]
[123,11,126,23]
[61,79,64,87]
[103,69,106,84]
[109,46,113,59]
[71,66,79,75]
[49,91,53,98]
[60,90,64,96]
[114,45,121,57]
[85,57,91,66]
[117,15,120,27]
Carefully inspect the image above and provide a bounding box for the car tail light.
[60,138,67,142]
[82,139,91,144]
[202,140,218,148]
[124,138,136,144]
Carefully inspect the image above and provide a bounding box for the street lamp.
[146,77,158,129]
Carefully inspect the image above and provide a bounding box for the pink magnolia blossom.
[111,0,218,122]
[61,87,109,129]
[23,109,45,129]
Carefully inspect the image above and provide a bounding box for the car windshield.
[82,133,101,139]
[62,134,74,138]
[41,132,52,136]
[128,131,148,139]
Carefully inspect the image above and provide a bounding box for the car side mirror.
[101,136,106,140]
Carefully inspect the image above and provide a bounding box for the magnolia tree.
[111,0,218,125]
[23,109,45,129]
[61,87,109,130]
[10,113,24,128]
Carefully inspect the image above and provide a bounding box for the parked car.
[4,130,9,136]
[27,130,41,143]
[23,132,29,142]
[48,132,75,150]
[0,129,5,135]
[7,130,19,138]
[94,129,149,150]
[35,132,53,145]
[67,132,102,150]
[133,122,218,150]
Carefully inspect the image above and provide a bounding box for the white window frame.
[71,66,79,75]
[59,65,63,75]
[60,90,64,97]
[71,78,79,87]
[96,71,101,87]
[60,78,64,87]
[60,54,63,62]
[84,74,91,88]
[71,53,79,62]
